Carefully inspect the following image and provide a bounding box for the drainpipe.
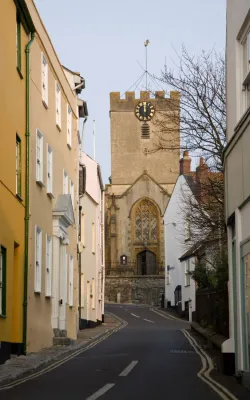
[23,32,35,354]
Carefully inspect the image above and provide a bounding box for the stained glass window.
[135,200,158,242]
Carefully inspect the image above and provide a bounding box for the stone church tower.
[105,90,180,305]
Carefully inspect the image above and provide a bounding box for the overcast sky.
[34,0,226,184]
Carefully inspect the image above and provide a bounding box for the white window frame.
[92,278,95,309]
[98,271,102,301]
[45,234,52,297]
[237,18,250,119]
[47,144,53,196]
[63,169,68,194]
[67,104,72,148]
[70,179,74,209]
[92,223,95,254]
[36,129,43,185]
[81,212,85,247]
[41,52,48,107]
[185,259,191,287]
[55,81,61,128]
[68,255,74,307]
[35,226,42,293]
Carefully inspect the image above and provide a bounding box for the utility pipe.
[23,32,35,354]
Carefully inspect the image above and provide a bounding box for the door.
[137,251,156,275]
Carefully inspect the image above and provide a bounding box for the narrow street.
[0,305,242,400]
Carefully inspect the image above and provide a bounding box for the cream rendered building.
[79,153,105,328]
[224,0,250,385]
[26,0,86,351]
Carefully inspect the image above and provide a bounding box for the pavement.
[0,304,249,399]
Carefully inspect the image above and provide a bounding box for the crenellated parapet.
[110,90,180,112]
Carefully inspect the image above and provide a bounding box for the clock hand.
[144,104,147,115]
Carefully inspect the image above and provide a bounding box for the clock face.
[135,101,155,121]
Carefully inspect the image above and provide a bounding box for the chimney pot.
[180,151,191,175]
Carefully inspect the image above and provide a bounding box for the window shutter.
[47,145,53,194]
[56,82,61,127]
[45,235,52,297]
[80,273,84,307]
[67,105,72,147]
[79,164,86,195]
[42,53,48,103]
[68,256,74,307]
[63,169,68,194]
[35,227,42,293]
[36,130,43,183]
[70,180,74,208]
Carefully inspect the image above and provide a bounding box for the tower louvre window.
[141,122,150,139]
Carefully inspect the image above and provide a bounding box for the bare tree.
[153,47,227,287]
[152,47,226,171]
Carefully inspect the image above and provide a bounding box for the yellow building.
[0,0,35,364]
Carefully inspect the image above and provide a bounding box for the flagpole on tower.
[144,39,150,90]
[93,119,96,161]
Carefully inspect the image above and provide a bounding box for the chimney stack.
[180,150,191,175]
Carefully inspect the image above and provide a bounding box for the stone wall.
[105,276,165,306]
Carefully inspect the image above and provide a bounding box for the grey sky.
[34,0,226,184]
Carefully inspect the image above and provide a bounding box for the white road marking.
[0,313,128,391]
[150,308,189,323]
[182,329,238,400]
[131,313,140,318]
[85,383,115,399]
[144,318,154,323]
[119,361,138,377]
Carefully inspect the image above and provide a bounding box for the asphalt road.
[0,305,239,399]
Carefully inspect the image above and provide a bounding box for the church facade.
[105,90,180,305]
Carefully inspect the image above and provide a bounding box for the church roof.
[120,170,170,198]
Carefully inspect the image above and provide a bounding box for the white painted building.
[164,151,197,320]
[78,153,105,328]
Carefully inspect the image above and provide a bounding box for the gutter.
[23,32,35,354]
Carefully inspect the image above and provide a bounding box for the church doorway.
[137,250,156,275]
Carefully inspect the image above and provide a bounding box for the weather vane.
[144,39,150,90]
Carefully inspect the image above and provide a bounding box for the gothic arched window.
[135,199,158,243]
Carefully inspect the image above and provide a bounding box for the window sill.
[34,290,41,295]
[36,180,45,188]
[185,284,191,287]
[17,66,23,79]
[16,193,23,202]
[45,295,52,299]
[42,100,49,110]
[0,314,7,319]
[47,192,54,199]
[185,238,191,242]
[56,124,62,132]
[67,143,72,150]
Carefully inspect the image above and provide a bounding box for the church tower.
[105,90,180,305]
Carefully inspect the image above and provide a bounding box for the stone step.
[53,337,75,346]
